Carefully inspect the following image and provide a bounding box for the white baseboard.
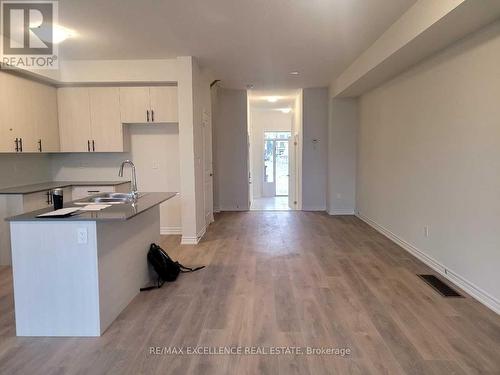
[180,237,198,245]
[357,213,500,315]
[180,224,208,245]
[329,209,355,216]
[160,227,182,235]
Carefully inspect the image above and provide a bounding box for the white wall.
[213,88,249,211]
[302,88,328,211]
[327,98,358,215]
[357,20,500,313]
[249,110,292,199]
[0,154,52,189]
[176,56,212,243]
[58,59,178,83]
[128,125,181,232]
[191,59,214,235]
[50,124,181,232]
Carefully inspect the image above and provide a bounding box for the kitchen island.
[6,192,176,337]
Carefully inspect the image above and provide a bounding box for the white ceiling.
[248,89,299,110]
[57,0,417,89]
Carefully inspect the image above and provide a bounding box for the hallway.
[250,196,290,211]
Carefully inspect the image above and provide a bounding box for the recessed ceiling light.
[266,96,279,103]
[289,71,300,75]
[279,108,292,114]
[29,23,78,44]
[53,25,78,44]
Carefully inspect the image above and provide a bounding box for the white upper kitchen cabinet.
[0,71,59,153]
[149,87,178,123]
[89,88,125,152]
[0,72,37,153]
[58,87,128,152]
[31,81,60,152]
[58,87,92,152]
[119,87,151,124]
[120,86,178,124]
[0,72,11,153]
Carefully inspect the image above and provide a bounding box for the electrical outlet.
[77,228,88,244]
[424,226,430,238]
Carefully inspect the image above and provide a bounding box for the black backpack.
[140,243,205,291]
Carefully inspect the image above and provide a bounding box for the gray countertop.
[5,192,177,222]
[0,181,130,195]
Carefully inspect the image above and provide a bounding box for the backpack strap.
[140,276,165,291]
[178,263,205,273]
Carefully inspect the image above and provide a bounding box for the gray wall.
[302,88,329,211]
[0,154,52,189]
[357,20,500,309]
[213,88,249,211]
[327,98,358,215]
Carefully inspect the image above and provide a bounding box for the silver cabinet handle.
[147,110,150,122]
[38,139,42,152]
[88,140,91,152]
[14,138,19,152]
[92,140,95,152]
[19,138,23,152]
[151,110,154,122]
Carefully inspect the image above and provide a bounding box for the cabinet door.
[89,88,124,152]
[57,88,92,152]
[0,72,37,152]
[71,186,116,200]
[150,87,178,123]
[32,82,60,152]
[0,72,13,152]
[23,190,52,212]
[119,87,150,123]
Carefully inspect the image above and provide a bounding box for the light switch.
[152,161,160,170]
[77,228,88,244]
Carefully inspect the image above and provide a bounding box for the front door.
[262,132,291,197]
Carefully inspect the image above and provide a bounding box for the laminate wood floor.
[1,212,499,374]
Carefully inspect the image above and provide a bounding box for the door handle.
[151,110,154,122]
[92,140,95,152]
[38,139,42,152]
[14,138,19,152]
[147,110,150,122]
[88,140,91,152]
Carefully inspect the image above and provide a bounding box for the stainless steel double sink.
[82,192,147,204]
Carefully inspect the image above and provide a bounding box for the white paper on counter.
[36,207,81,217]
[78,204,112,211]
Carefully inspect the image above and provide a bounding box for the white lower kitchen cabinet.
[0,182,130,265]
[0,187,72,265]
